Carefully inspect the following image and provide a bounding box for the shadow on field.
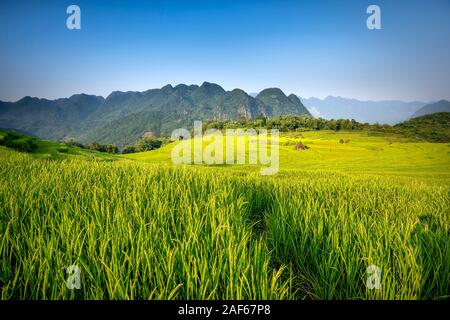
[241,184,316,299]
[410,214,450,299]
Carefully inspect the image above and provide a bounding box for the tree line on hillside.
[61,135,170,154]
[62,139,120,154]
[122,135,170,154]
[204,115,389,132]
[203,113,450,142]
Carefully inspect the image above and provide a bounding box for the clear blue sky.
[0,0,449,102]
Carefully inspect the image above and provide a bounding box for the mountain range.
[300,96,428,124]
[0,82,310,148]
[1,82,448,148]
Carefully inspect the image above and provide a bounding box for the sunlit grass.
[1,130,449,299]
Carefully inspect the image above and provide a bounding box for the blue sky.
[0,0,449,102]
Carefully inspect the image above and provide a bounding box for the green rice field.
[1,130,449,299]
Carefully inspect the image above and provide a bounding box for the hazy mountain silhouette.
[412,100,450,118]
[300,96,427,124]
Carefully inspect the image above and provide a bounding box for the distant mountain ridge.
[412,100,450,118]
[300,96,427,124]
[0,82,311,147]
[0,94,105,140]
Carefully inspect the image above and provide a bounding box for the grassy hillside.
[0,130,449,299]
[125,130,450,180]
[0,130,117,161]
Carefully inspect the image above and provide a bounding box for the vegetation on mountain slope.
[394,112,450,142]
[0,83,311,148]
